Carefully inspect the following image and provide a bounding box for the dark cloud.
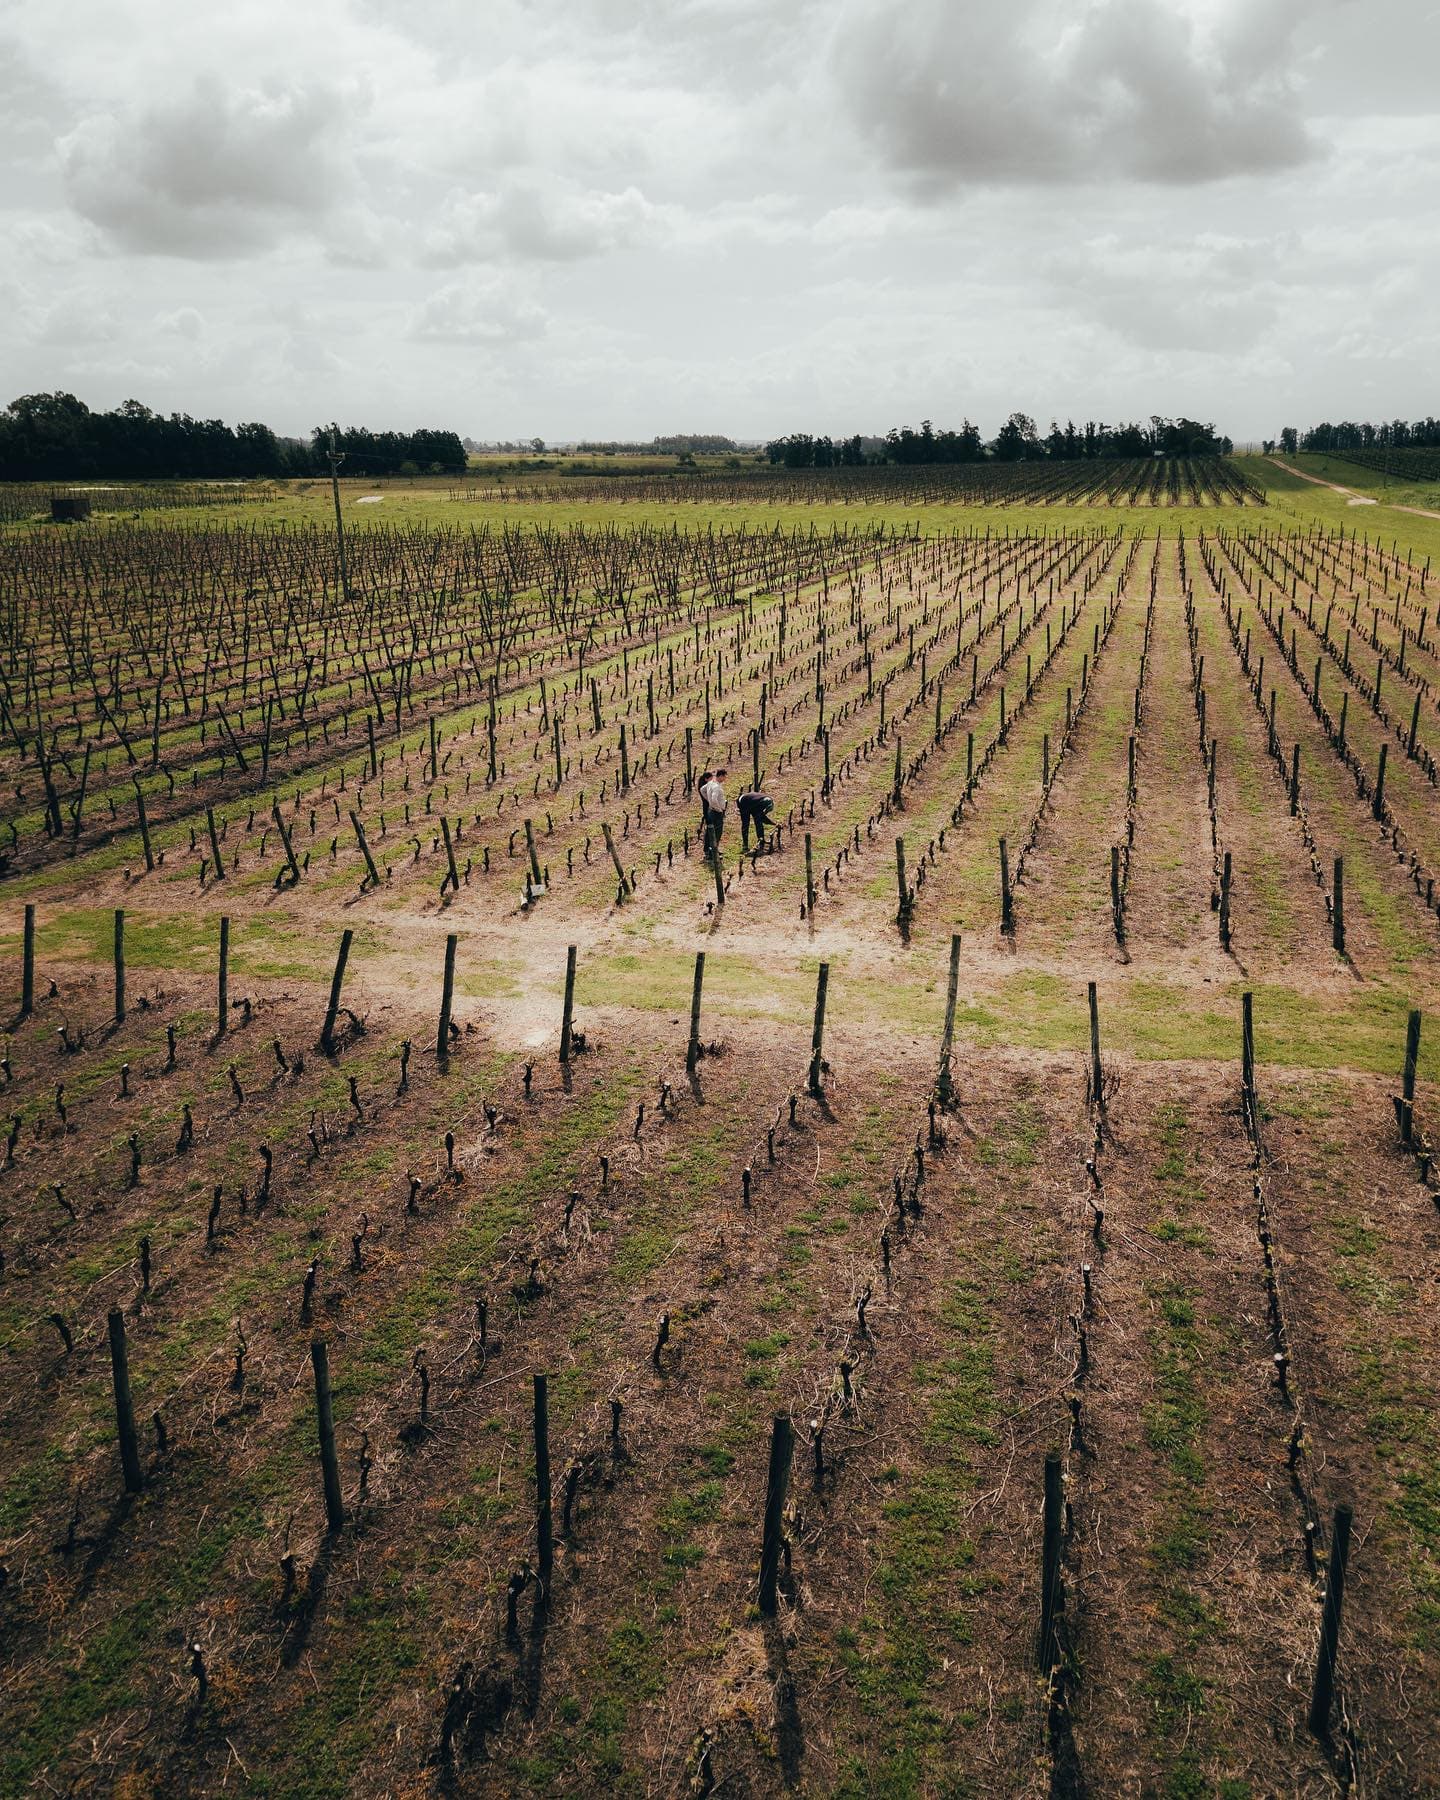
[830,0,1318,189]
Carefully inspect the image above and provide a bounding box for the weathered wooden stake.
[534,1373,553,1589]
[437,932,458,1067]
[1307,1502,1353,1736]
[272,800,300,884]
[522,817,541,887]
[937,932,961,1107]
[687,951,706,1073]
[1219,851,1232,950]
[894,837,911,925]
[1402,1008,1422,1143]
[321,929,354,1053]
[206,805,225,880]
[1289,744,1301,816]
[218,915,230,1036]
[1373,742,1388,818]
[21,902,35,1017]
[134,781,154,871]
[1332,857,1345,955]
[758,1412,794,1616]
[999,837,1013,933]
[808,962,830,1097]
[1087,980,1103,1105]
[560,944,577,1064]
[1241,990,1257,1124]
[1039,1450,1063,1670]
[1110,846,1122,939]
[601,820,628,894]
[441,817,461,893]
[108,1308,143,1493]
[311,1338,345,1534]
[113,908,126,1023]
[804,832,816,914]
[349,808,379,888]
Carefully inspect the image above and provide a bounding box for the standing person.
[738,787,775,851]
[697,771,714,841]
[703,767,729,856]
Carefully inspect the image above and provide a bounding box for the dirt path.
[1269,456,1440,520]
[1268,457,1378,505]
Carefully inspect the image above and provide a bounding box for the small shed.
[51,494,92,522]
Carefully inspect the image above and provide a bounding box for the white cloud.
[423,176,668,266]
[407,278,548,346]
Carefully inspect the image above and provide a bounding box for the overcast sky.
[2,0,1436,443]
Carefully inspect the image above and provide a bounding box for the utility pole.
[326,429,351,601]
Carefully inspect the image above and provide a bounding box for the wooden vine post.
[999,838,1013,934]
[217,915,230,1037]
[1219,851,1232,951]
[21,902,35,1017]
[894,837,912,926]
[534,1373,553,1592]
[311,1338,345,1534]
[559,944,577,1064]
[107,1308,144,1494]
[349,808,380,889]
[113,908,126,1024]
[1039,1450,1063,1670]
[1087,980,1103,1108]
[1401,1008,1422,1144]
[808,962,830,1098]
[437,932,458,1068]
[1241,991,1257,1132]
[1307,1502,1353,1736]
[1332,858,1345,955]
[804,833,816,914]
[686,951,705,1073]
[937,932,961,1108]
[758,1413,794,1616]
[441,817,461,893]
[134,781,154,871]
[206,805,225,880]
[601,821,629,896]
[320,929,354,1053]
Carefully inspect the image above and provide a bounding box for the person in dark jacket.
[738,789,775,851]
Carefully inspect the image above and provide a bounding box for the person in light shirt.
[701,767,728,857]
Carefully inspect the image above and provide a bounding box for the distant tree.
[991,412,1039,462]
[1279,427,1298,455]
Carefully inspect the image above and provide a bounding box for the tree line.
[766,415,1233,468]
[1277,418,1440,456]
[0,393,467,482]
